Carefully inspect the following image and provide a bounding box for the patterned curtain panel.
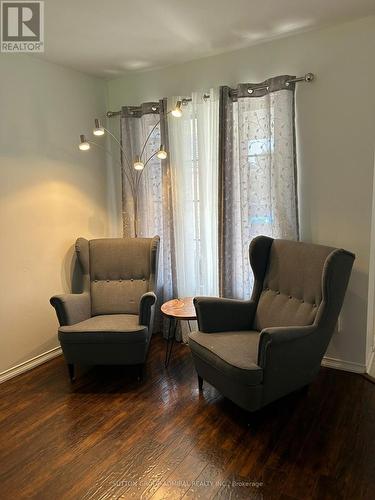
[219,75,299,299]
[120,100,177,335]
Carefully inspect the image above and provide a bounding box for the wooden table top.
[161,297,196,320]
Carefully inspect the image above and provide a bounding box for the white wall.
[0,55,110,375]
[108,16,375,370]
[1,17,373,376]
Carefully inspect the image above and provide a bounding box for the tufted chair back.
[75,237,159,316]
[250,237,355,332]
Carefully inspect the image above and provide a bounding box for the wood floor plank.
[0,334,374,500]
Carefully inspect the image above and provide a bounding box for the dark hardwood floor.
[1,335,375,500]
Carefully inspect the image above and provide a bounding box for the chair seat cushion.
[58,314,148,344]
[188,330,263,386]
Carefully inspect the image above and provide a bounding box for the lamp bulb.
[93,127,105,136]
[134,160,145,171]
[157,150,167,160]
[171,108,182,118]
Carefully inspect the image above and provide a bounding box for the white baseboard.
[0,346,62,384]
[322,355,366,374]
[367,350,375,376]
[0,348,366,383]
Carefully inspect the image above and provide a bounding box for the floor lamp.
[78,100,183,236]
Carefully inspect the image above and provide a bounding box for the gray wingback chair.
[189,236,355,411]
[50,236,160,381]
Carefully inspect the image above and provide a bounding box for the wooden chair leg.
[137,364,144,382]
[198,374,203,391]
[67,363,75,383]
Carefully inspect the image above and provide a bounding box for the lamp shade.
[133,156,144,170]
[171,100,182,117]
[79,134,90,150]
[93,118,105,136]
[157,145,168,160]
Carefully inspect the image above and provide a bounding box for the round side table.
[161,297,196,367]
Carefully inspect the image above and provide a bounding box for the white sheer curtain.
[168,90,219,298]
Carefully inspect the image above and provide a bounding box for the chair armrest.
[194,297,257,333]
[258,325,326,404]
[258,325,320,366]
[50,293,91,326]
[139,292,157,328]
[258,325,331,404]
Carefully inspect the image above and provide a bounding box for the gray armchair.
[50,236,159,381]
[189,236,355,411]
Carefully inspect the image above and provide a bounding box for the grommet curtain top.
[232,75,296,100]
[121,102,160,118]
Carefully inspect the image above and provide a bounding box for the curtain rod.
[106,73,314,117]
[230,72,314,97]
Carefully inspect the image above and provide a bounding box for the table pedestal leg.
[165,318,178,367]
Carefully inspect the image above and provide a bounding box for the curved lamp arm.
[96,108,173,169]
[101,126,134,172]
[85,141,136,198]
[139,109,172,161]
[139,119,161,161]
[136,149,166,190]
